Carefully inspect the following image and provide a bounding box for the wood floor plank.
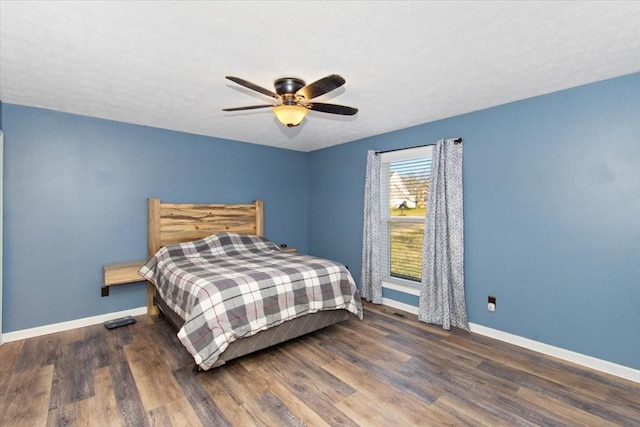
[123,339,184,412]
[331,321,412,365]
[446,324,547,363]
[1,365,54,427]
[269,344,356,400]
[172,365,232,427]
[405,345,522,398]
[147,318,194,371]
[150,397,204,427]
[235,345,281,372]
[323,357,464,426]
[316,332,443,405]
[92,366,122,427]
[284,335,337,366]
[46,404,75,427]
[516,386,617,427]
[46,324,128,420]
[13,333,64,373]
[93,325,131,371]
[519,355,640,410]
[335,388,469,427]
[478,359,640,425]
[53,337,96,407]
[65,396,101,427]
[541,352,640,393]
[443,333,545,372]
[377,321,485,366]
[258,370,332,427]
[0,340,24,402]
[218,361,327,426]
[146,406,174,427]
[362,305,450,340]
[199,373,260,426]
[214,359,271,403]
[433,394,523,427]
[109,361,151,427]
[254,391,307,427]
[258,353,359,426]
[334,391,402,426]
[446,330,640,413]
[194,363,277,426]
[398,356,552,426]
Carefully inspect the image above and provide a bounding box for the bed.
[139,198,362,371]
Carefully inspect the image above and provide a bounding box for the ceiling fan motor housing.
[274,78,306,97]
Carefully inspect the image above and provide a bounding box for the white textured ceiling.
[1,1,639,152]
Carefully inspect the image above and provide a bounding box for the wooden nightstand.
[280,248,296,253]
[102,260,146,296]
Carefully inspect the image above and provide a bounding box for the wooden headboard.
[145,198,264,313]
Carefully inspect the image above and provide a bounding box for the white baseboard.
[1,306,147,343]
[378,299,639,383]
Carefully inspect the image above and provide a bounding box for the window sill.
[381,280,420,296]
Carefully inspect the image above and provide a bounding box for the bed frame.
[145,198,349,369]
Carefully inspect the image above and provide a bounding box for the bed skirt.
[154,294,349,369]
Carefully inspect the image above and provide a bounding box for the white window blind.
[380,146,432,284]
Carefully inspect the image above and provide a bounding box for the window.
[380,146,432,285]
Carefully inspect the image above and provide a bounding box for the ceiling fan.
[222,74,358,127]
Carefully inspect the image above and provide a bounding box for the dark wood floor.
[1,302,638,426]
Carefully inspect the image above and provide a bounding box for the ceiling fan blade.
[222,104,274,112]
[297,74,346,100]
[307,102,358,115]
[225,76,280,99]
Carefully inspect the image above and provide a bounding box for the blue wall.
[2,73,638,371]
[2,105,308,332]
[308,73,640,370]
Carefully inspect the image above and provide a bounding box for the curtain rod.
[375,137,463,155]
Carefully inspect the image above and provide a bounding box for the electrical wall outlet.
[488,295,496,312]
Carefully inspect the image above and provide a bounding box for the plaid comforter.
[139,232,362,370]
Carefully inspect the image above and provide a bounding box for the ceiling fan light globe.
[273,105,308,127]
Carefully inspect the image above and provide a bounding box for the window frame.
[379,145,432,289]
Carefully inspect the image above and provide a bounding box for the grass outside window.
[389,216,425,282]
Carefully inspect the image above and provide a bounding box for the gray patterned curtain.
[360,150,382,303]
[418,138,469,330]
